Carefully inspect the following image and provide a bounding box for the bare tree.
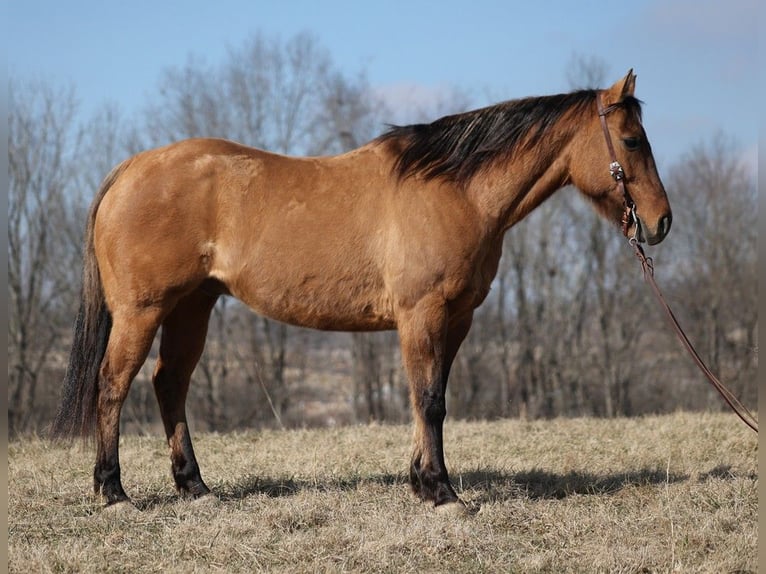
[8,81,83,432]
[566,52,609,90]
[660,134,757,409]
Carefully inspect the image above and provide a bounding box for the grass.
[9,412,757,573]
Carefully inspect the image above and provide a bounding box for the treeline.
[8,33,757,435]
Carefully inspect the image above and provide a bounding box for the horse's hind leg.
[152,289,218,498]
[95,307,164,506]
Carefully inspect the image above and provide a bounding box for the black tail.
[50,160,129,441]
[50,298,112,440]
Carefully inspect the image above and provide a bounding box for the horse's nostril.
[659,213,672,239]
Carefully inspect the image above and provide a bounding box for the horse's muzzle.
[645,213,672,245]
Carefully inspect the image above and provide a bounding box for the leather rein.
[596,93,758,434]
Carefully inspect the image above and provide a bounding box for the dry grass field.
[9,412,757,573]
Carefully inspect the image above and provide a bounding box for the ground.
[8,412,757,573]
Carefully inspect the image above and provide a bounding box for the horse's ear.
[622,69,637,97]
[604,69,636,104]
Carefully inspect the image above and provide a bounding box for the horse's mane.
[378,90,643,186]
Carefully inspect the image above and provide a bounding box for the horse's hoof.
[102,500,139,514]
[435,500,471,517]
[191,493,220,507]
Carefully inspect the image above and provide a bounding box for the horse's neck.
[468,142,571,235]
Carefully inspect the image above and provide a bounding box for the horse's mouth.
[624,216,646,244]
[635,218,648,244]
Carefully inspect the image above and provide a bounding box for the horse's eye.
[622,137,641,151]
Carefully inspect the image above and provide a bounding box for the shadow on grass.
[456,467,689,504]
[696,464,758,482]
[216,472,408,502]
[210,466,692,504]
[132,473,408,510]
[135,463,755,509]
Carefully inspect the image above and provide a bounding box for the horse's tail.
[51,159,131,441]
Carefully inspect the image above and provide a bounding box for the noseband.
[596,94,639,240]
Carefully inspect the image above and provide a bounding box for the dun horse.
[53,71,671,511]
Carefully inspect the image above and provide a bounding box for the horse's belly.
[241,292,396,332]
[221,266,396,332]
[211,191,395,331]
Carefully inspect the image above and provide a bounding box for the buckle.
[609,161,625,181]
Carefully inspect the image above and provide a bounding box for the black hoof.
[94,467,130,506]
[96,486,131,506]
[410,459,459,505]
[177,480,211,499]
[173,463,211,498]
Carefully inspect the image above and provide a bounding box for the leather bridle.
[596,93,639,240]
[595,91,758,433]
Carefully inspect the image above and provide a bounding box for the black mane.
[378,90,642,186]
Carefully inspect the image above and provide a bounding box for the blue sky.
[8,0,758,172]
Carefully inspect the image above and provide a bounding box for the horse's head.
[569,71,672,245]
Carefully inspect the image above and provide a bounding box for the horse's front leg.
[398,297,471,508]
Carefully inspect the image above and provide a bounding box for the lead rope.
[597,93,758,433]
[629,240,758,433]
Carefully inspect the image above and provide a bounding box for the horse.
[52,70,671,512]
